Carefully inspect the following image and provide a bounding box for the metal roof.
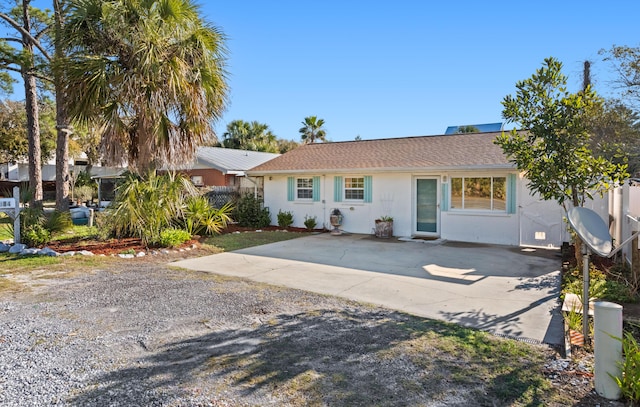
[194,147,280,174]
[444,123,504,135]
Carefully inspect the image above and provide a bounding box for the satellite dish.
[566,207,612,257]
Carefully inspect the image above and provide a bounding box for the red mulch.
[46,225,319,256]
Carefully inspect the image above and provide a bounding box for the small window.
[344,177,364,200]
[297,178,313,199]
[191,175,204,186]
[450,176,506,211]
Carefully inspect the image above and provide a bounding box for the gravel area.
[0,258,617,406]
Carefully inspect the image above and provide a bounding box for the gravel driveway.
[0,257,604,406]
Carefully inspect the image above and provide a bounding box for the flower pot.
[375,220,393,238]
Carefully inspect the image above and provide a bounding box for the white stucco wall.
[262,171,611,248]
[263,171,524,246]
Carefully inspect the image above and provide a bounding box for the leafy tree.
[69,122,102,173]
[0,1,53,204]
[601,45,640,107]
[299,115,327,144]
[63,0,229,173]
[0,1,74,211]
[222,120,278,152]
[496,57,628,210]
[276,138,299,153]
[586,99,640,175]
[0,98,56,163]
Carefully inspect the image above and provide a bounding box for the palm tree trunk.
[53,0,70,211]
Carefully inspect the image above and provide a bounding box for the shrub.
[159,228,192,248]
[181,196,233,236]
[74,185,95,203]
[74,170,95,188]
[277,210,294,228]
[614,330,640,404]
[44,210,72,233]
[105,171,199,246]
[304,215,317,231]
[13,207,70,247]
[233,194,271,228]
[23,224,51,247]
[564,272,636,303]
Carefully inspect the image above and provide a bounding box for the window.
[297,178,313,199]
[344,177,364,200]
[450,176,506,211]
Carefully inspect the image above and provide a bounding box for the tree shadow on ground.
[439,293,560,342]
[69,308,554,406]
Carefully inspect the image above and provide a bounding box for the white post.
[582,243,590,341]
[12,186,20,244]
[594,301,623,400]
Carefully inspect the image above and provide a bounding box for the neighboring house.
[248,132,608,247]
[444,123,503,134]
[0,161,125,201]
[169,147,279,190]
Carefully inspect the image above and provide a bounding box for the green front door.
[416,178,438,234]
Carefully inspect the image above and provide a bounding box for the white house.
[248,132,608,248]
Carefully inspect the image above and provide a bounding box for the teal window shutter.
[334,176,343,202]
[441,182,449,212]
[287,177,295,201]
[364,176,373,203]
[507,174,517,214]
[312,176,320,202]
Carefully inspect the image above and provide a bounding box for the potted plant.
[330,208,343,235]
[375,215,393,238]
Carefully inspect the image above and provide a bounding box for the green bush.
[45,210,72,233]
[277,210,294,228]
[614,330,640,404]
[304,215,317,231]
[74,185,95,203]
[233,194,271,228]
[105,171,199,246]
[23,224,51,247]
[182,196,232,236]
[13,207,71,247]
[159,228,192,248]
[564,273,636,303]
[74,170,95,188]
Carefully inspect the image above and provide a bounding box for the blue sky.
[201,1,640,142]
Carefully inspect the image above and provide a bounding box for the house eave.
[247,164,516,176]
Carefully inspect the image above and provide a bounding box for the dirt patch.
[0,264,617,406]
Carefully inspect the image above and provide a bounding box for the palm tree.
[222,120,278,152]
[222,120,251,150]
[62,0,229,173]
[299,116,327,144]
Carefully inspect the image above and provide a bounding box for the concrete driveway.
[172,233,563,345]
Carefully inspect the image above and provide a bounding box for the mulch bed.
[45,225,320,256]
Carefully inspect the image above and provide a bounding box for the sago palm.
[62,0,229,172]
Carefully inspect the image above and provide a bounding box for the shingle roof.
[248,132,512,174]
[194,147,280,173]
